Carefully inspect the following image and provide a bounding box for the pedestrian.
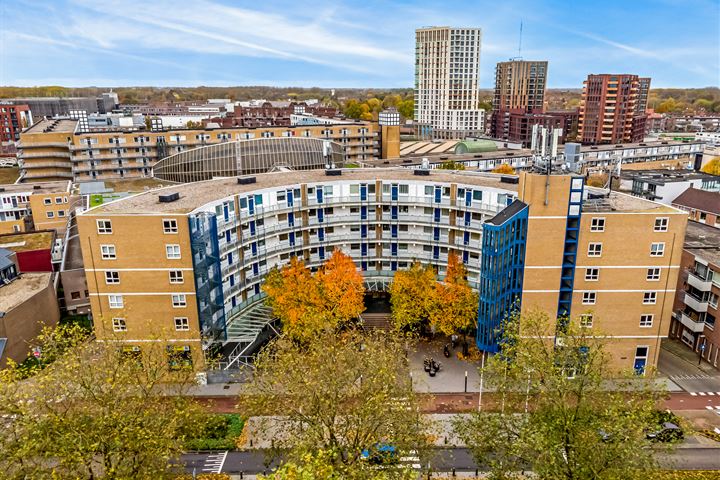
[451,334,458,349]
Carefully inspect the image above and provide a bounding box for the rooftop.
[0,231,55,252]
[672,187,720,216]
[582,187,682,213]
[85,168,519,215]
[0,180,70,194]
[0,272,53,313]
[23,119,78,134]
[684,221,720,268]
[63,218,84,271]
[621,169,718,184]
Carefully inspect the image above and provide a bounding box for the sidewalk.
[661,338,720,375]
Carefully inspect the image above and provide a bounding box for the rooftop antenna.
[518,20,523,59]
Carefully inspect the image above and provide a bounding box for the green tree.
[241,330,428,479]
[0,327,206,479]
[343,100,363,120]
[397,99,414,119]
[478,100,493,112]
[438,160,465,170]
[453,310,665,480]
[389,261,436,332]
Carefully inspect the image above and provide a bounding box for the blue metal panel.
[465,190,472,207]
[391,224,397,238]
[476,201,529,353]
[287,190,294,207]
[434,186,441,203]
[248,198,254,215]
[465,211,471,226]
[318,209,324,223]
[361,243,368,256]
[316,187,323,203]
[249,220,256,236]
[360,184,367,201]
[391,185,398,201]
[288,212,295,227]
[556,177,584,327]
[433,245,439,260]
[319,246,325,260]
[463,231,470,245]
[289,231,296,247]
[391,243,398,256]
[434,208,441,222]
[361,224,368,238]
[391,205,398,220]
[433,226,440,241]
[361,206,368,220]
[318,227,325,241]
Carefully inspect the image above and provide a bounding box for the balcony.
[684,291,709,313]
[676,311,706,333]
[687,269,713,291]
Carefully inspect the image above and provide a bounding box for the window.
[590,217,605,232]
[582,292,596,305]
[654,217,668,232]
[640,314,654,328]
[112,318,127,332]
[650,242,665,257]
[109,295,123,309]
[580,314,593,328]
[70,291,81,300]
[172,294,186,308]
[100,244,116,259]
[166,244,181,259]
[709,292,719,309]
[643,292,657,304]
[96,219,112,234]
[43,198,52,205]
[58,210,65,217]
[105,271,120,284]
[174,317,190,331]
[54,196,63,204]
[163,219,178,234]
[46,211,54,218]
[588,243,602,257]
[585,268,599,281]
[646,268,661,281]
[169,270,184,284]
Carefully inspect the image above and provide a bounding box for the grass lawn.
[0,166,20,184]
[89,194,104,208]
[186,414,245,451]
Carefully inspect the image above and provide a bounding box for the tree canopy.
[453,310,665,480]
[428,252,478,338]
[701,157,720,176]
[389,261,436,332]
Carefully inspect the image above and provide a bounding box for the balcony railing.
[684,291,709,313]
[687,269,713,292]
[675,310,706,333]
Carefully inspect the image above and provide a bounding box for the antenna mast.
[518,20,523,58]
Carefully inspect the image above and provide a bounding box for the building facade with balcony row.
[77,165,686,373]
[670,221,720,368]
[0,181,73,234]
[17,118,396,183]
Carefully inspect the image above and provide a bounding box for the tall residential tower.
[414,27,484,140]
[578,74,651,145]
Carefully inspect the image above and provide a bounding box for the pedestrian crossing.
[671,374,713,380]
[704,406,720,411]
[688,391,720,396]
[399,450,421,470]
[201,451,227,473]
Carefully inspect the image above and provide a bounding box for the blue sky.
[1,0,718,89]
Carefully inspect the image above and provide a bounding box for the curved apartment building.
[78,167,688,372]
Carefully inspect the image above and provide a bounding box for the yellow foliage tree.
[701,157,720,176]
[316,250,365,326]
[429,252,478,339]
[389,261,436,331]
[491,164,516,175]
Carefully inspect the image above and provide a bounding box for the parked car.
[361,443,397,465]
[646,422,683,442]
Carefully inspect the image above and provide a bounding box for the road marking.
[690,392,697,396]
[201,451,228,474]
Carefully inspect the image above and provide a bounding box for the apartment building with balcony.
[579,74,651,145]
[670,221,720,368]
[17,118,386,183]
[1,103,33,143]
[414,27,485,139]
[77,157,686,372]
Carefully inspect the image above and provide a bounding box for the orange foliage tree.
[429,252,479,342]
[491,164,516,175]
[263,250,365,342]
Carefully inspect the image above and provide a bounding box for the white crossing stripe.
[707,406,715,410]
[690,392,698,396]
[709,392,716,396]
[699,392,707,396]
[202,451,228,474]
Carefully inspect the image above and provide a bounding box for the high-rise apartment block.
[1,103,33,143]
[414,27,484,139]
[578,74,651,145]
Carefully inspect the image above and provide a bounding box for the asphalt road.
[181,447,720,474]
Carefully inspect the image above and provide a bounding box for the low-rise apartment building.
[0,181,72,234]
[670,221,720,368]
[672,187,720,229]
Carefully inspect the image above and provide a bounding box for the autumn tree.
[397,99,414,119]
[491,164,516,174]
[438,160,465,170]
[343,99,364,120]
[0,326,206,479]
[263,251,365,342]
[453,310,665,480]
[429,252,478,344]
[241,330,429,479]
[701,157,720,176]
[389,261,436,332]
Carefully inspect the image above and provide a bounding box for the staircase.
[224,300,277,370]
[360,312,392,330]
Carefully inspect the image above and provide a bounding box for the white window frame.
[650,242,665,257]
[639,314,654,328]
[166,244,181,259]
[585,268,599,281]
[171,294,187,308]
[105,271,120,284]
[582,291,597,305]
[587,243,603,257]
[646,267,661,281]
[112,317,127,332]
[100,244,116,260]
[163,219,178,234]
[174,317,190,331]
[43,198,52,205]
[579,314,593,328]
[109,295,123,309]
[169,270,184,284]
[590,217,605,232]
[96,219,113,234]
[643,292,657,304]
[654,217,669,232]
[46,211,54,218]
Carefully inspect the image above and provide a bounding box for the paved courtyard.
[408,338,485,393]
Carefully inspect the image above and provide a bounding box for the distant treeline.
[1,85,717,115]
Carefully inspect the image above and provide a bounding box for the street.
[180,446,720,475]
